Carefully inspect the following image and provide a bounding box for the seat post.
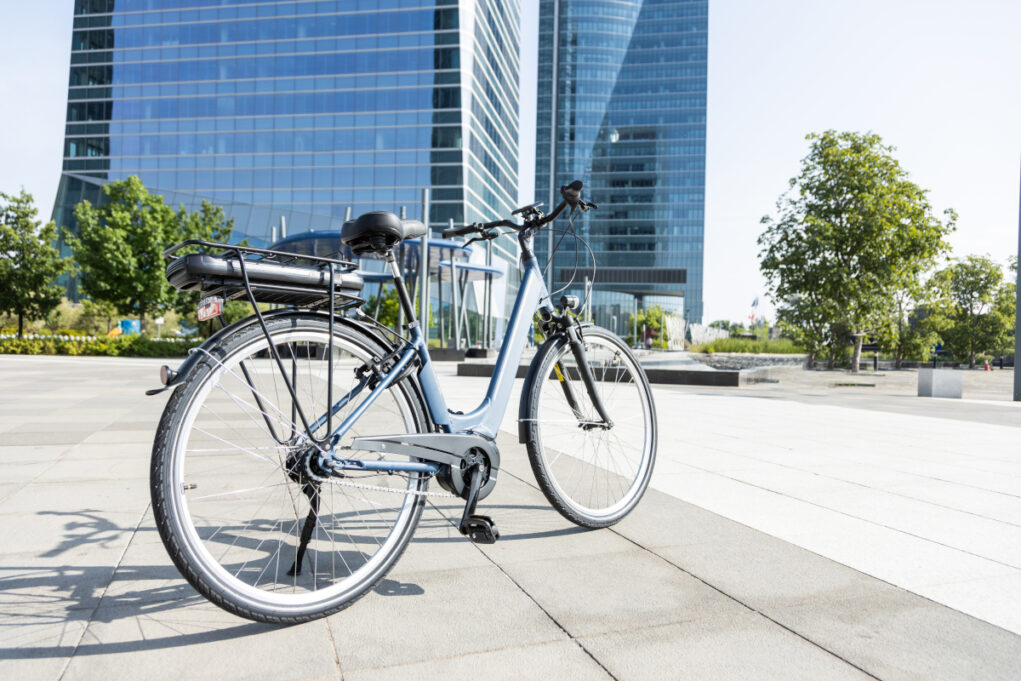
[385,250,418,328]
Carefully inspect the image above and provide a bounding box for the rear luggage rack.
[164,240,363,310]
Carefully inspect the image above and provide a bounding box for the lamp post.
[1014,156,1020,400]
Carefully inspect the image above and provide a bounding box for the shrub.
[689,337,805,354]
[0,334,200,357]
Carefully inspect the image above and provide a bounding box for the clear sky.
[2,0,1019,324]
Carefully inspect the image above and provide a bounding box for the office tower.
[56,0,521,322]
[534,0,707,326]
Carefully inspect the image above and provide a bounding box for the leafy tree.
[171,200,236,319]
[67,177,236,334]
[42,299,80,335]
[881,286,940,368]
[759,131,955,372]
[927,255,1012,367]
[0,189,75,338]
[993,278,1016,357]
[365,286,400,328]
[78,298,117,334]
[67,177,178,333]
[708,320,745,335]
[626,305,666,347]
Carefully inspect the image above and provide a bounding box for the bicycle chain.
[322,477,458,499]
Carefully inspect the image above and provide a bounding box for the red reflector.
[197,296,224,322]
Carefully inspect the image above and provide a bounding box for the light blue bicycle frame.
[320,249,555,474]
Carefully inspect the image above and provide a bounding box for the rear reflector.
[197,295,224,322]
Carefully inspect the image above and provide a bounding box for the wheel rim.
[534,335,654,521]
[166,327,424,612]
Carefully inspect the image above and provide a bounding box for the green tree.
[928,255,1012,367]
[364,286,400,328]
[67,177,178,333]
[759,131,955,372]
[0,189,75,338]
[78,298,117,335]
[882,286,940,368]
[67,177,236,334]
[171,200,236,320]
[626,305,666,347]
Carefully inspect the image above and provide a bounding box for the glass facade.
[534,0,707,326]
[55,0,521,309]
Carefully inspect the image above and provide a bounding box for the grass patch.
[689,337,805,354]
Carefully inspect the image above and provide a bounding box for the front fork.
[545,316,614,429]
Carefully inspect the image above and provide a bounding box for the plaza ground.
[1,355,1019,680]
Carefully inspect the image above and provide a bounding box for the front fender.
[516,322,597,443]
[517,332,567,443]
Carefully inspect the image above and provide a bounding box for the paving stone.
[656,534,880,610]
[0,614,89,681]
[61,602,340,681]
[327,564,567,671]
[499,549,748,638]
[345,640,611,681]
[769,588,1021,681]
[579,611,875,681]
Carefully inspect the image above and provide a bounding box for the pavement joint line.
[605,524,886,681]
[495,466,884,680]
[55,501,152,681]
[324,617,344,680]
[673,439,1021,530]
[341,638,597,676]
[424,497,620,681]
[665,456,1021,573]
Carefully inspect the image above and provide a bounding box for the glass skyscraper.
[56,0,521,290]
[534,0,707,326]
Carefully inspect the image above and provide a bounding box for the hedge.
[689,337,805,354]
[0,334,200,357]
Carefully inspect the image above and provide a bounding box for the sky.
[1,0,1019,324]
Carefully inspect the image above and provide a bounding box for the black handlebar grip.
[442,223,476,239]
[560,180,584,206]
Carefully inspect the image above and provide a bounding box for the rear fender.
[147,312,432,430]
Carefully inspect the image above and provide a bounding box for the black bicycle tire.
[150,314,429,624]
[521,326,657,528]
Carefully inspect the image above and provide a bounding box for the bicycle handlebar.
[441,180,593,239]
[440,223,477,239]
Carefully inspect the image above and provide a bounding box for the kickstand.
[288,482,320,576]
[458,458,500,544]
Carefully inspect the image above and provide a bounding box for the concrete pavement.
[1,355,1020,680]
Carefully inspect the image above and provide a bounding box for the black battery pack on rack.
[164,241,364,309]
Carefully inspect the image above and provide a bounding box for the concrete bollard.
[918,368,962,398]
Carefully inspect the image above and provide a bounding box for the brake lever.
[463,230,499,248]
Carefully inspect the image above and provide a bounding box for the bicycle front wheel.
[150,315,429,624]
[522,326,657,528]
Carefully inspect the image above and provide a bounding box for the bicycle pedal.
[463,515,500,544]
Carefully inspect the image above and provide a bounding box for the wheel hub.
[285,444,334,484]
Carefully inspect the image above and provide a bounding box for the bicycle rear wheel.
[521,326,657,528]
[150,315,429,624]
